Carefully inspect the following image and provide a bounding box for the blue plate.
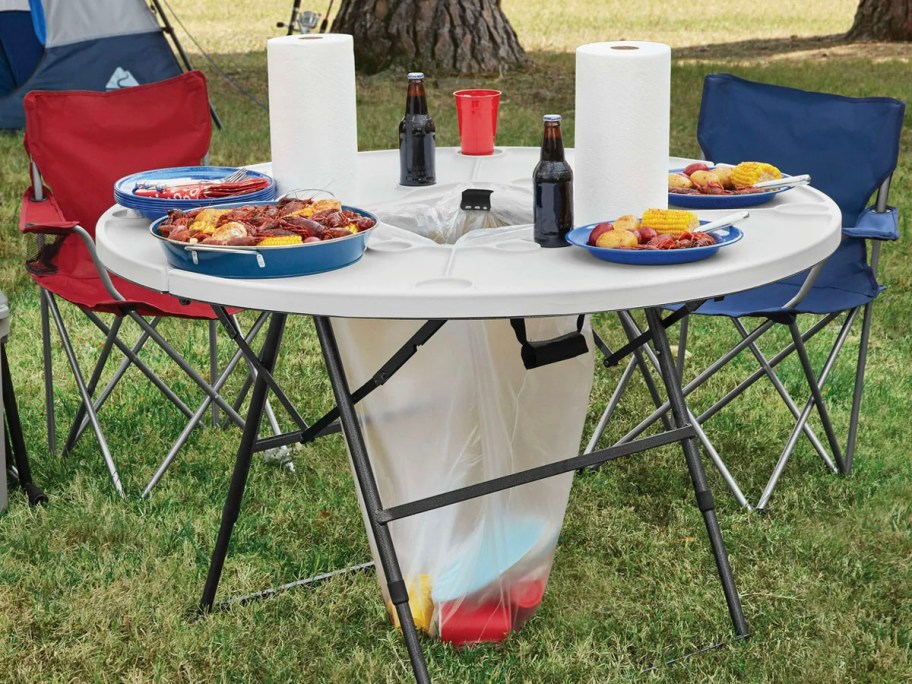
[149,200,377,279]
[114,166,277,220]
[668,166,792,209]
[566,220,743,265]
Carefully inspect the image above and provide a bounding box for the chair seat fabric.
[29,270,219,319]
[687,239,882,318]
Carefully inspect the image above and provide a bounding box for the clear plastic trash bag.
[332,184,594,645]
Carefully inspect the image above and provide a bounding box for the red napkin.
[133,177,270,199]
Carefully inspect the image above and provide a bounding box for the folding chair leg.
[788,322,846,473]
[67,319,159,450]
[622,313,750,509]
[697,313,840,425]
[199,313,287,612]
[142,312,271,498]
[615,318,779,446]
[845,303,873,473]
[584,356,637,454]
[209,319,219,428]
[127,312,246,428]
[731,319,835,471]
[644,308,749,638]
[46,296,124,497]
[61,316,123,457]
[756,311,857,509]
[84,311,192,420]
[40,290,56,456]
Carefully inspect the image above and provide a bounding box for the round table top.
[96,147,842,319]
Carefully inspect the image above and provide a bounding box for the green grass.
[0,2,911,682]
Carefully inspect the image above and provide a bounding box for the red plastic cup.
[439,600,512,646]
[454,89,501,155]
[509,579,545,629]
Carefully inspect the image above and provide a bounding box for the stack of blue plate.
[113,166,276,220]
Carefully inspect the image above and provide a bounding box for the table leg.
[644,308,749,638]
[198,312,287,614]
[313,316,431,684]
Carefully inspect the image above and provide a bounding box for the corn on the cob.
[189,208,230,234]
[387,574,433,632]
[258,235,302,246]
[641,208,699,235]
[731,161,781,188]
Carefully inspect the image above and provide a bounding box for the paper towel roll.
[267,34,359,198]
[574,41,671,225]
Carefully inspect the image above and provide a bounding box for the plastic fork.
[753,173,811,190]
[699,211,750,233]
[134,168,248,191]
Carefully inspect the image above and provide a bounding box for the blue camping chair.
[678,74,902,509]
[586,74,903,510]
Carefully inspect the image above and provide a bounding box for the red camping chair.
[20,71,270,496]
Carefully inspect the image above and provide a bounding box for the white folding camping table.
[96,147,842,683]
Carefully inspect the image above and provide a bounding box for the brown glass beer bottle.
[399,72,437,186]
[533,114,573,247]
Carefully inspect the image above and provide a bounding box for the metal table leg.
[199,313,288,613]
[644,308,749,638]
[313,316,431,684]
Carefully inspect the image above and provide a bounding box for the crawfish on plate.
[158,197,377,247]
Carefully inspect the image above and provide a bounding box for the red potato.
[683,162,709,176]
[636,226,658,244]
[587,222,614,246]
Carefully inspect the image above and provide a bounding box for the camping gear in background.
[1,290,48,508]
[0,0,192,130]
[533,114,573,248]
[399,72,437,186]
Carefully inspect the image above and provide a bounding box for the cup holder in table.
[112,207,147,220]
[369,239,416,253]
[492,239,539,252]
[771,203,826,217]
[455,148,506,158]
[414,277,474,290]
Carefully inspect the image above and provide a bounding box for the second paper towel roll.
[268,34,359,198]
[574,41,671,225]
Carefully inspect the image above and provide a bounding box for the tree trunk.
[331,0,529,75]
[847,0,912,41]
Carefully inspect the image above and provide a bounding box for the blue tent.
[0,0,183,129]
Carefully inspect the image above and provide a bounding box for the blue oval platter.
[115,166,276,220]
[149,200,377,279]
[566,220,743,265]
[668,166,793,209]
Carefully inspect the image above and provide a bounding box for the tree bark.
[332,0,529,75]
[847,0,912,41]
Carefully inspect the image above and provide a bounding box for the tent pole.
[149,0,224,130]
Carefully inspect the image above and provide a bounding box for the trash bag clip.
[460,188,493,211]
[510,315,588,370]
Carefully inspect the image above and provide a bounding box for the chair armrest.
[21,220,80,235]
[843,206,899,241]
